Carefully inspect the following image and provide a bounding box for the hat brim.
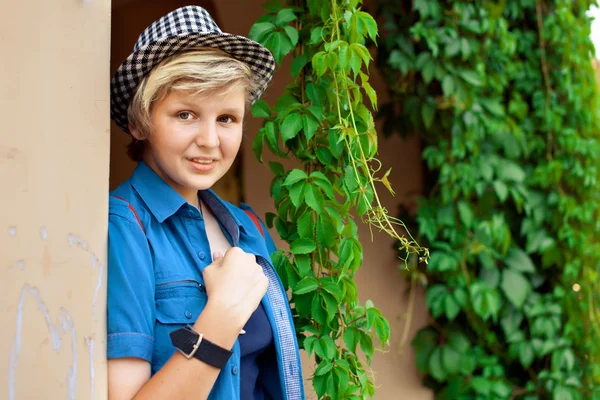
[110,32,275,134]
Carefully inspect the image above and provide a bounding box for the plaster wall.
[0,0,112,398]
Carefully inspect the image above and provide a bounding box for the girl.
[107,6,304,400]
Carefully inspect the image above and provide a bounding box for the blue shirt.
[107,161,305,400]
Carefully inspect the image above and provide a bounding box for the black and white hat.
[110,6,275,134]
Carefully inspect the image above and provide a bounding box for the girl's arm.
[108,292,248,400]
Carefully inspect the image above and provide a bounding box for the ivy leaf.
[519,341,535,367]
[501,269,531,309]
[297,211,314,238]
[471,377,491,395]
[288,181,306,208]
[317,214,336,247]
[290,53,308,79]
[290,237,317,255]
[491,381,512,398]
[309,27,324,45]
[251,99,271,119]
[314,360,333,376]
[480,98,505,117]
[312,294,328,325]
[389,49,411,75]
[421,101,436,129]
[249,22,275,43]
[263,31,293,65]
[302,114,320,141]
[311,172,335,199]
[268,161,284,177]
[275,8,296,25]
[281,112,303,142]
[283,169,308,186]
[428,347,447,381]
[283,25,299,48]
[442,75,455,97]
[294,254,312,276]
[263,121,281,155]
[252,129,265,163]
[497,160,526,183]
[554,387,575,400]
[471,282,501,321]
[505,247,536,273]
[293,276,319,294]
[305,185,325,213]
[458,70,483,86]
[426,285,448,317]
[321,278,342,300]
[457,200,473,228]
[359,332,375,362]
[322,292,338,323]
[492,181,508,202]
[442,346,461,374]
[312,51,328,77]
[444,295,461,321]
[413,0,429,17]
[452,288,468,308]
[427,251,458,273]
[316,147,333,165]
[343,327,361,353]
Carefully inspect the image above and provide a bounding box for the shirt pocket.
[152,280,208,373]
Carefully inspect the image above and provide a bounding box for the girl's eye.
[178,112,192,120]
[217,115,235,124]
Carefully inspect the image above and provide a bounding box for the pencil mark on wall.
[85,336,95,400]
[16,260,25,270]
[67,234,104,317]
[40,228,48,240]
[8,226,16,236]
[9,285,78,400]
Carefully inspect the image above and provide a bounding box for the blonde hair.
[126,47,259,161]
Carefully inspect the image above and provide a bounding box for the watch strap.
[170,326,233,369]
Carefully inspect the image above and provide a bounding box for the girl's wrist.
[193,301,247,348]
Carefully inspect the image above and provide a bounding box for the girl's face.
[133,86,245,206]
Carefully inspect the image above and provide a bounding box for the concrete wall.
[109,1,433,399]
[0,0,111,399]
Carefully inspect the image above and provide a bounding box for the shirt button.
[198,252,205,260]
[188,210,195,217]
[231,366,239,375]
[185,311,192,319]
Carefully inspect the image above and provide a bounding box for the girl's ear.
[129,123,145,140]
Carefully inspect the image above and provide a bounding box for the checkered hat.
[110,6,275,134]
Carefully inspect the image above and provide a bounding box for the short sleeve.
[107,207,155,362]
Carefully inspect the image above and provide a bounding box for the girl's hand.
[201,247,268,328]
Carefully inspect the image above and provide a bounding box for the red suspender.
[244,209,265,238]
[114,196,262,239]
[113,196,145,234]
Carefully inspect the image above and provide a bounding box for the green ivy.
[376,0,600,398]
[249,0,427,398]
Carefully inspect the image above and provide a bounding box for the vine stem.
[398,269,417,354]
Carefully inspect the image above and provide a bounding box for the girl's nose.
[196,122,220,147]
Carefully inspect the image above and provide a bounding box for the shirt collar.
[130,161,188,223]
[130,162,244,245]
[199,189,243,246]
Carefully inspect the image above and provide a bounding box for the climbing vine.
[376,0,600,398]
[249,0,427,398]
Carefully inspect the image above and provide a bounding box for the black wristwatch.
[170,325,233,369]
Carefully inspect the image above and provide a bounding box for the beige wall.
[109,1,432,399]
[0,0,111,399]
